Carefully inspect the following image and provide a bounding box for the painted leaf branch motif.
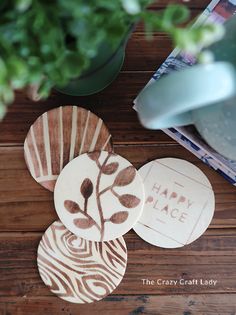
[64,200,100,231]
[64,152,141,241]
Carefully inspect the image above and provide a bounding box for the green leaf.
[2,86,14,104]
[0,102,7,120]
[38,79,53,99]
[15,0,32,12]
[62,51,87,79]
[163,4,190,26]
[0,59,7,81]
[7,57,29,89]
[121,0,141,15]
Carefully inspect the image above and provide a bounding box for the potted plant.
[0,0,223,118]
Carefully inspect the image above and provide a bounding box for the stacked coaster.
[24,106,145,303]
[24,106,215,304]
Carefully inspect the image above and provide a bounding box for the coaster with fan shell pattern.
[24,106,113,191]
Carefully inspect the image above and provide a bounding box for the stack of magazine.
[135,0,236,186]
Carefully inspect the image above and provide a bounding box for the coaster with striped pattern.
[37,220,127,304]
[24,106,113,191]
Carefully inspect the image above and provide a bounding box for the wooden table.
[0,1,236,314]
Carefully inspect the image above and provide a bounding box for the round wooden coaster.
[24,106,113,192]
[54,151,145,242]
[37,221,127,304]
[133,158,215,248]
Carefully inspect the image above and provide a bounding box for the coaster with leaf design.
[37,220,127,303]
[24,106,113,192]
[54,151,145,241]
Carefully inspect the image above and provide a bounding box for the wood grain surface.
[0,1,236,314]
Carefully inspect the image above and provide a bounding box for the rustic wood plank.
[0,293,235,315]
[1,229,236,266]
[152,0,211,9]
[0,229,235,297]
[0,74,173,146]
[134,9,202,31]
[0,145,235,232]
[125,9,202,71]
[0,0,234,312]
[124,33,173,71]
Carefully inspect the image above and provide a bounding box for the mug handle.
[135,61,236,129]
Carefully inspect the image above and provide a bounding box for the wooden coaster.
[37,221,127,304]
[54,151,145,242]
[24,106,112,191]
[133,158,215,248]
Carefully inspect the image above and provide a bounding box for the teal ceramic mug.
[136,16,236,160]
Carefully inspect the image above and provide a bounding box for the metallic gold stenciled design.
[37,221,127,304]
[133,158,215,248]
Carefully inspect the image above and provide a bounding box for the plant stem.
[77,207,101,232]
[84,198,88,214]
[96,153,111,241]
[96,160,102,169]
[98,184,114,196]
[111,187,120,199]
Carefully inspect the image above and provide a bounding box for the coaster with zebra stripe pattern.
[24,106,113,192]
[37,221,127,303]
